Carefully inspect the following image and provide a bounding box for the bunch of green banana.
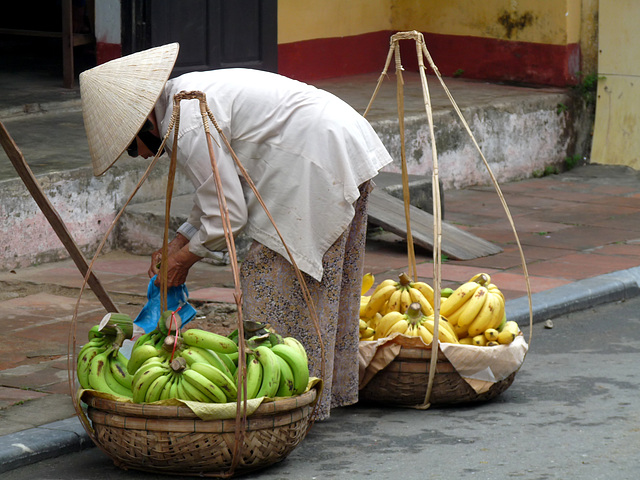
[77,315,134,398]
[440,273,505,340]
[361,272,435,319]
[233,335,310,400]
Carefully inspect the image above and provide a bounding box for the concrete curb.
[0,417,91,474]
[3,267,640,473]
[506,266,640,326]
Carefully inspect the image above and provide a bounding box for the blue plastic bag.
[134,275,197,333]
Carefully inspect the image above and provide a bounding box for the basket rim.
[82,384,318,419]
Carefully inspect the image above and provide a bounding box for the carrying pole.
[0,121,118,313]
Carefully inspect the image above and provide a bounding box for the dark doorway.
[121,0,278,76]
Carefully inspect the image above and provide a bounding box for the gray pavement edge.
[2,266,640,473]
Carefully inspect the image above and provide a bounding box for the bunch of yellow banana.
[77,316,135,398]
[441,273,505,340]
[458,319,521,347]
[372,302,459,345]
[359,319,376,340]
[361,272,435,319]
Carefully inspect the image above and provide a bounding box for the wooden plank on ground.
[367,188,502,260]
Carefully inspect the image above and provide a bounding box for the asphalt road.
[6,296,640,480]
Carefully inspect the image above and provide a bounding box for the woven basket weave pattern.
[84,388,316,475]
[359,347,516,406]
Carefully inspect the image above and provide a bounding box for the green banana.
[236,353,262,401]
[132,330,157,350]
[127,343,161,375]
[254,346,281,398]
[190,362,237,402]
[109,350,133,389]
[180,346,233,378]
[145,373,171,403]
[271,343,309,396]
[77,338,108,389]
[275,354,296,397]
[87,325,105,341]
[132,364,170,403]
[182,329,238,355]
[179,375,211,402]
[216,352,237,377]
[283,336,308,363]
[165,374,180,400]
[103,355,133,398]
[175,376,189,401]
[182,369,227,403]
[88,348,118,395]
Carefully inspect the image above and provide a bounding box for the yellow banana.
[408,287,434,316]
[440,281,482,318]
[459,337,474,345]
[385,288,404,314]
[359,327,375,340]
[361,273,375,295]
[423,318,459,344]
[375,311,406,338]
[468,272,492,285]
[386,319,409,336]
[472,334,487,346]
[359,319,369,331]
[410,281,435,306]
[363,284,397,318]
[467,292,502,337]
[484,328,500,342]
[489,295,506,331]
[457,286,489,328]
[498,321,520,344]
[370,279,397,295]
[417,325,434,345]
[487,341,500,346]
[487,283,505,302]
[399,289,412,314]
[368,312,383,330]
[438,319,459,341]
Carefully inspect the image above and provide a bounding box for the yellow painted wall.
[591,0,640,169]
[390,0,580,45]
[277,0,393,44]
[279,0,583,46]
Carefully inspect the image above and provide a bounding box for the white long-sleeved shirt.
[154,69,392,281]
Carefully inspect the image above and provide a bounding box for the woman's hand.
[153,243,203,288]
[148,233,190,278]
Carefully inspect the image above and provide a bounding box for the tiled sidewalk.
[1,164,640,435]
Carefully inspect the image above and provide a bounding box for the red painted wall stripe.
[279,31,580,86]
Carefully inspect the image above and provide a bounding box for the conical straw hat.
[80,43,179,176]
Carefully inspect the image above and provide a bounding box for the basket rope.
[363,31,533,409]
[68,91,325,477]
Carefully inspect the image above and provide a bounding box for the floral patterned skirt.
[240,181,372,421]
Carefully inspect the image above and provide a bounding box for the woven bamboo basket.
[82,386,318,476]
[357,31,532,408]
[359,346,516,407]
